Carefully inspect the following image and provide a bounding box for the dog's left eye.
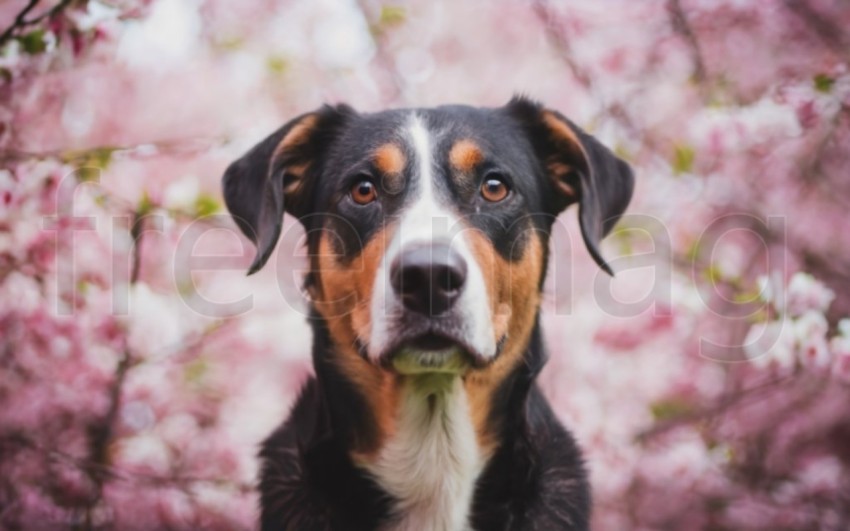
[350,179,378,205]
[480,176,510,202]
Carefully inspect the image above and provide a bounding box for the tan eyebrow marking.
[374,143,406,175]
[449,139,484,173]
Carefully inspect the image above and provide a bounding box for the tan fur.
[546,161,572,177]
[313,226,401,456]
[541,111,584,156]
[463,230,544,452]
[541,111,589,198]
[281,162,311,196]
[374,143,406,176]
[546,160,577,198]
[546,161,576,198]
[449,139,484,174]
[272,115,319,198]
[276,114,320,154]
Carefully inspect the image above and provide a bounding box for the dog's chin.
[383,333,486,376]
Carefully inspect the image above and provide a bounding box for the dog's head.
[223,96,633,378]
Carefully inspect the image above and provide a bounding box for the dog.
[222,96,634,531]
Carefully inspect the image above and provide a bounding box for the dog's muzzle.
[384,244,473,374]
[368,241,493,373]
[390,243,467,317]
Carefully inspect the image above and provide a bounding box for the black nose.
[390,244,468,316]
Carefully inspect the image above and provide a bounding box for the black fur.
[258,315,391,531]
[470,321,590,530]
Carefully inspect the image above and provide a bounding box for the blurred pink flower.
[794,311,831,369]
[744,320,796,370]
[786,272,836,318]
[830,319,850,382]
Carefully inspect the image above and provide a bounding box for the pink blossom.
[830,319,850,382]
[798,456,843,494]
[743,320,796,369]
[786,272,836,317]
[793,311,831,369]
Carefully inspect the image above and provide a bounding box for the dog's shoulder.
[257,379,334,531]
[257,378,390,531]
[527,385,591,530]
[471,385,590,531]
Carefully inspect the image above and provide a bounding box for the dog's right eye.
[480,175,510,203]
[350,179,378,205]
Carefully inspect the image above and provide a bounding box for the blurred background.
[1,0,850,529]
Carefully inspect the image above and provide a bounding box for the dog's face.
[223,97,632,385]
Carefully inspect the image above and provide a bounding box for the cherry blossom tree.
[1,0,849,529]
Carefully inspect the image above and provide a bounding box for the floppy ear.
[222,104,355,274]
[506,96,634,275]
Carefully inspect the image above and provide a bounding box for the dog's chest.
[361,377,485,531]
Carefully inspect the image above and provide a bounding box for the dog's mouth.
[382,332,488,375]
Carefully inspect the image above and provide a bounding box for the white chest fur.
[362,375,484,531]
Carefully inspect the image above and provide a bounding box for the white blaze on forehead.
[396,114,452,245]
[409,115,433,191]
[366,113,497,363]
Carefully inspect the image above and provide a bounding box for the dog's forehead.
[330,105,525,161]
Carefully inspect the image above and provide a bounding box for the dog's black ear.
[222,104,355,274]
[506,96,634,275]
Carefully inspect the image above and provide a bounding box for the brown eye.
[480,176,509,202]
[351,179,377,205]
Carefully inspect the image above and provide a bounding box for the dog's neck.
[306,312,547,530]
[361,374,483,531]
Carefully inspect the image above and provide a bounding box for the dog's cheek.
[500,233,544,358]
[312,233,356,348]
[349,227,393,342]
[313,228,399,455]
[464,230,544,451]
[465,229,543,347]
[314,227,391,347]
[465,229,501,328]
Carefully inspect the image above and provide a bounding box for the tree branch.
[666,0,708,91]
[531,0,594,90]
[635,375,796,442]
[0,0,74,48]
[0,0,40,47]
[783,0,850,63]
[0,135,228,165]
[3,433,253,492]
[81,208,146,529]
